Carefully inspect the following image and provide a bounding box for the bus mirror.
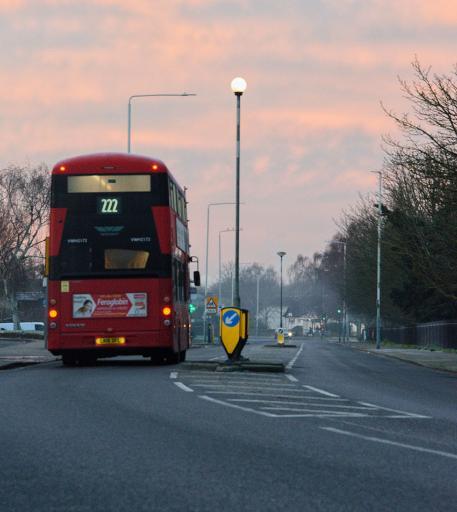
[193,271,201,287]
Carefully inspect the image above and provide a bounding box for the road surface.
[0,338,455,511]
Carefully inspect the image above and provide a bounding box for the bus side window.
[179,262,185,302]
[172,260,177,301]
[169,182,177,211]
[176,193,182,219]
[178,193,185,221]
[183,197,188,223]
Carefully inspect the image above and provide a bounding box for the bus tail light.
[49,309,58,319]
[164,319,171,327]
[49,322,57,329]
[162,306,172,317]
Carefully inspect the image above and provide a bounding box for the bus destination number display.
[97,197,122,215]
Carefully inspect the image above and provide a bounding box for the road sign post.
[205,296,219,343]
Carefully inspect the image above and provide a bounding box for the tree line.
[0,165,49,326]
[290,58,457,328]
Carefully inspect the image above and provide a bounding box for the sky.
[1,0,457,284]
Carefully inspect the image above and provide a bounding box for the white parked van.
[0,322,44,332]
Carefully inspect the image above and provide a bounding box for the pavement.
[0,336,56,370]
[1,334,457,373]
[326,337,457,373]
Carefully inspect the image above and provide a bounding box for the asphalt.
[1,334,457,373]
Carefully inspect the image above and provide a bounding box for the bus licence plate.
[95,336,126,345]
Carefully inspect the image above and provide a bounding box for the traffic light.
[337,308,342,315]
[189,303,197,314]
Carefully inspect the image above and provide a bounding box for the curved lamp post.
[127,92,196,153]
[231,77,247,307]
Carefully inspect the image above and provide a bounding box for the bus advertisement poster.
[73,293,147,318]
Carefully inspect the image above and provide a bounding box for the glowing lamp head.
[231,77,247,95]
[49,309,58,319]
[162,306,172,317]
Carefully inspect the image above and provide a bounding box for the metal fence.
[382,321,457,349]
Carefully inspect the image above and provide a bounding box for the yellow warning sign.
[205,296,219,315]
[277,328,285,345]
[220,307,242,356]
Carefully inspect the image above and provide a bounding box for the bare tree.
[0,164,50,327]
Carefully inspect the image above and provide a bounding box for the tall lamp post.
[127,92,196,153]
[218,228,236,306]
[231,77,247,308]
[277,251,286,328]
[203,202,237,342]
[372,171,383,350]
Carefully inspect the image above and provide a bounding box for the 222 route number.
[98,197,121,215]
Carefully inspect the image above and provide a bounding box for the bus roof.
[52,152,170,177]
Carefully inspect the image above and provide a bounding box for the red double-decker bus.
[46,153,199,366]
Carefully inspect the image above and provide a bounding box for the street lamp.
[127,92,196,153]
[203,202,238,342]
[231,77,247,308]
[371,170,383,350]
[277,251,286,328]
[218,228,236,307]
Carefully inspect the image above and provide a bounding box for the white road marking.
[208,391,315,398]
[261,403,377,410]
[303,385,340,398]
[286,374,298,382]
[262,406,371,413]
[190,383,298,389]
[263,408,369,416]
[321,427,457,460]
[286,343,305,369]
[199,395,276,417]
[174,382,194,392]
[209,356,225,361]
[169,371,178,379]
[227,398,349,404]
[273,413,369,418]
[358,402,430,418]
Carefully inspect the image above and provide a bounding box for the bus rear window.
[105,249,150,270]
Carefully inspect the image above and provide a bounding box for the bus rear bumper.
[47,330,176,356]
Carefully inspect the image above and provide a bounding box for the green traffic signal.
[189,303,197,314]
